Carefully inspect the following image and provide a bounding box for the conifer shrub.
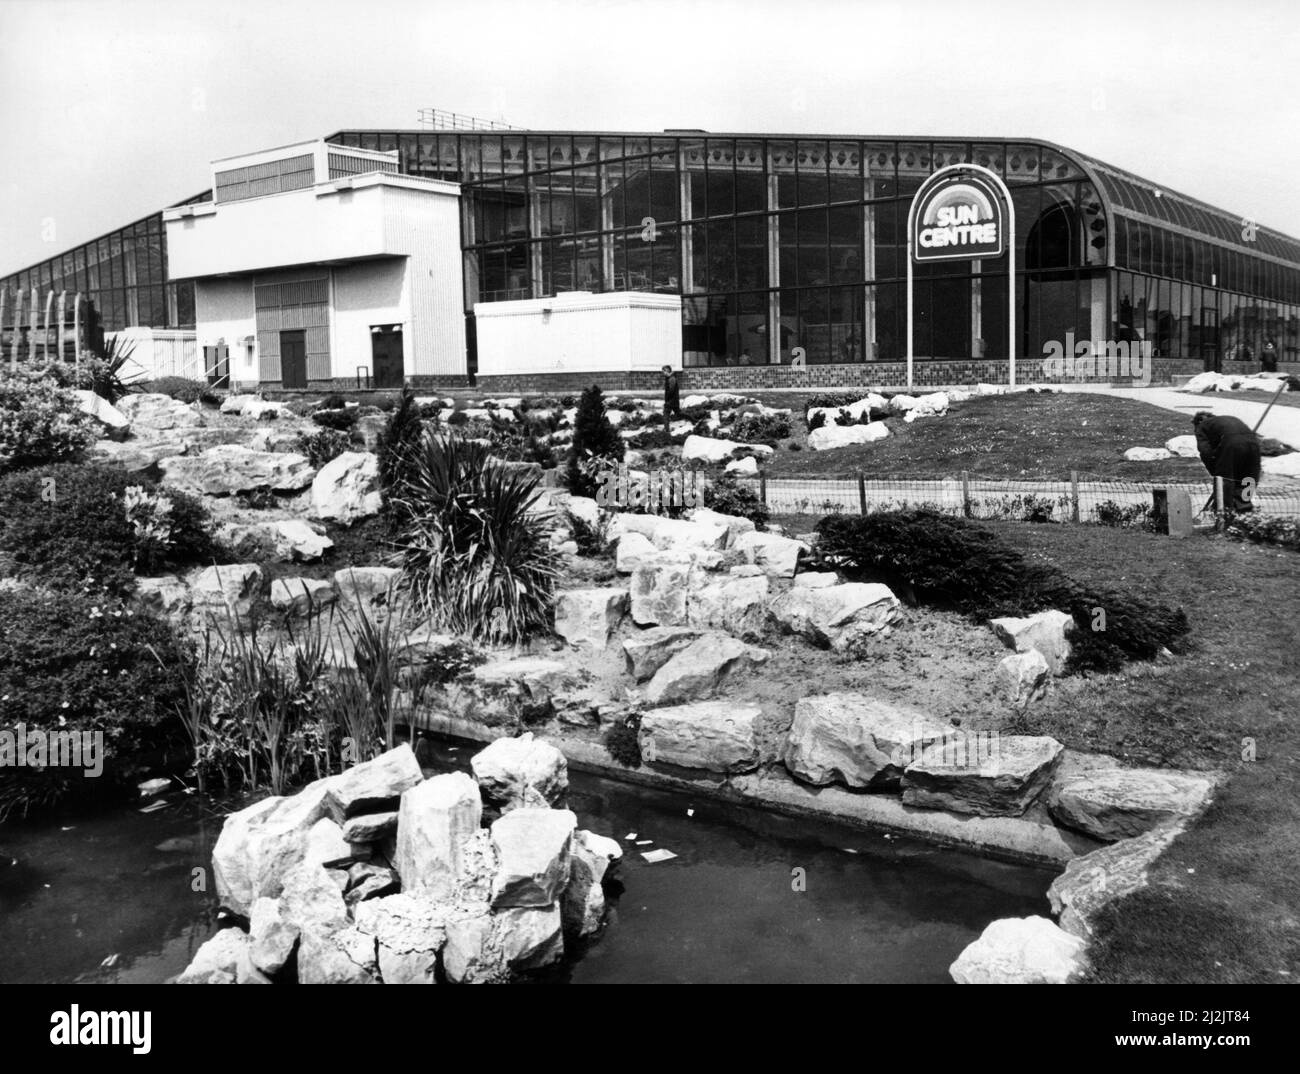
[565,384,624,498]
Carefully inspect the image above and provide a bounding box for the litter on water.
[138,800,169,814]
[641,849,677,864]
[624,832,638,841]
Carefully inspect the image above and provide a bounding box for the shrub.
[807,410,827,432]
[570,511,613,557]
[392,432,560,644]
[566,385,625,498]
[0,587,190,819]
[1096,500,1157,530]
[603,712,642,768]
[376,388,426,515]
[0,463,217,594]
[705,471,769,529]
[0,374,98,473]
[626,427,676,451]
[141,376,220,406]
[295,427,352,468]
[732,412,792,445]
[814,510,1189,670]
[445,409,470,426]
[1225,512,1300,552]
[313,407,360,431]
[318,394,348,410]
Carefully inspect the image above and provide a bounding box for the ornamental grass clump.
[392,430,559,644]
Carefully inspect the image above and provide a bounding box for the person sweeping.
[1193,410,1261,514]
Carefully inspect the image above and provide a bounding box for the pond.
[0,740,1053,984]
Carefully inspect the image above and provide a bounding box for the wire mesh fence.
[735,473,1300,523]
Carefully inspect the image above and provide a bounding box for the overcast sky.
[2,0,1297,275]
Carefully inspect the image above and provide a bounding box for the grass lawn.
[776,508,1300,983]
[759,392,1210,481]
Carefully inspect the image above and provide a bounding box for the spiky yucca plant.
[393,430,559,645]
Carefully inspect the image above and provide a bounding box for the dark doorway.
[204,344,230,388]
[371,325,405,389]
[280,330,307,389]
[1201,306,1220,371]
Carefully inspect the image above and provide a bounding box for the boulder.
[725,456,758,475]
[341,811,399,844]
[394,771,482,899]
[638,700,763,773]
[630,558,697,626]
[1164,434,1200,458]
[989,609,1074,675]
[807,423,890,451]
[323,745,424,823]
[949,916,1086,984]
[248,896,298,976]
[494,905,566,973]
[554,587,628,648]
[642,633,770,704]
[1123,446,1172,462]
[249,429,304,453]
[355,413,389,452]
[271,519,333,562]
[159,444,314,495]
[806,395,886,425]
[769,582,900,651]
[332,566,402,613]
[996,649,1051,707]
[212,793,311,916]
[471,733,568,813]
[902,735,1064,817]
[783,693,953,790]
[688,507,755,545]
[116,392,204,432]
[269,576,336,617]
[1047,824,1183,940]
[732,530,808,577]
[344,861,401,905]
[135,574,192,620]
[190,563,263,626]
[566,495,602,530]
[614,531,658,573]
[176,927,248,984]
[221,395,290,420]
[681,434,773,463]
[1047,767,1215,842]
[91,438,190,473]
[354,892,448,984]
[279,860,348,937]
[297,925,378,985]
[621,626,704,681]
[310,451,383,524]
[793,571,839,589]
[304,817,354,869]
[688,573,770,639]
[562,830,622,938]
[1262,453,1300,477]
[649,518,729,554]
[71,389,129,432]
[490,807,577,909]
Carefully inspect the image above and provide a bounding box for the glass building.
[6,130,1299,382]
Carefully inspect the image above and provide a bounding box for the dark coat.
[1196,414,1261,510]
[663,372,681,414]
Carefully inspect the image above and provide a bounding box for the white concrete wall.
[474,291,682,377]
[331,259,408,381]
[194,277,256,383]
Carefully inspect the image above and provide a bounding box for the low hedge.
[815,509,1189,671]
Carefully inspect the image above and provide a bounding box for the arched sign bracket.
[906,163,1016,389]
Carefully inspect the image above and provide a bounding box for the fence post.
[759,472,767,507]
[1214,475,1225,530]
[1070,470,1080,523]
[858,471,867,515]
[961,470,971,519]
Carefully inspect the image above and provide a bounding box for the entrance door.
[280,330,307,389]
[1201,307,1220,371]
[371,325,404,389]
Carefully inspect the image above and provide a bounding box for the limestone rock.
[732,530,809,577]
[135,574,192,619]
[72,389,129,432]
[1164,434,1200,458]
[176,927,248,984]
[554,587,628,648]
[769,582,900,651]
[332,566,402,615]
[562,830,623,938]
[949,916,1086,984]
[688,573,770,639]
[902,735,1064,817]
[622,626,704,681]
[615,531,657,573]
[271,519,333,562]
[642,633,770,704]
[394,771,482,899]
[630,558,697,626]
[689,507,756,545]
[1048,767,1215,842]
[725,456,758,475]
[269,576,336,617]
[279,859,349,938]
[793,571,839,588]
[304,817,354,869]
[490,807,577,909]
[783,693,953,790]
[344,861,400,905]
[638,700,763,773]
[807,422,890,451]
[117,392,204,432]
[494,905,566,972]
[470,732,568,813]
[648,517,729,553]
[989,609,1075,675]
[323,745,424,823]
[159,444,314,495]
[91,438,190,473]
[566,495,601,530]
[310,451,383,524]
[297,925,378,985]
[248,896,298,976]
[1048,823,1183,940]
[1123,446,1172,462]
[190,562,263,625]
[341,811,399,844]
[212,787,332,916]
[996,649,1051,707]
[354,892,448,984]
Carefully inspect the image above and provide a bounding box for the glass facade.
[0,191,208,334]
[327,129,1300,370]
